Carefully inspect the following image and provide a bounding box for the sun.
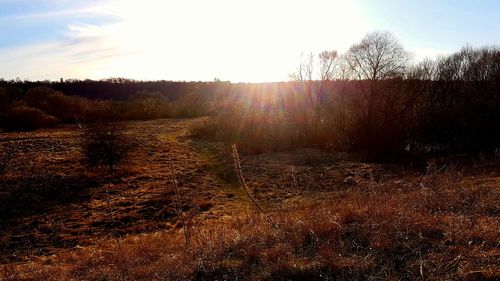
[77,0,368,82]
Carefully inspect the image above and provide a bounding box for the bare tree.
[413,45,500,154]
[408,58,438,81]
[290,50,339,139]
[344,31,411,81]
[343,31,413,157]
[344,31,412,118]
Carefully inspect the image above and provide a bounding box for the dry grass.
[0,143,15,175]
[0,119,224,264]
[0,118,498,280]
[2,169,498,281]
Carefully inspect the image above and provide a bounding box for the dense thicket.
[0,79,228,101]
[194,44,500,159]
[0,81,218,130]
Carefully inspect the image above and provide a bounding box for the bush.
[190,118,220,139]
[81,122,136,173]
[128,90,170,120]
[1,105,59,131]
[170,92,211,118]
[24,87,89,123]
[194,96,305,154]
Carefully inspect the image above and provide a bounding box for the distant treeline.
[1,32,499,159]
[0,80,225,131]
[0,79,229,101]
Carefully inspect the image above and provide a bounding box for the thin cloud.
[0,8,95,22]
[0,21,128,80]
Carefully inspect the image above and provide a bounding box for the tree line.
[195,32,500,159]
[1,31,499,159]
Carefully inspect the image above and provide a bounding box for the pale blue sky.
[0,0,498,82]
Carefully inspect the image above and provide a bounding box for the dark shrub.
[128,90,170,120]
[24,86,89,123]
[82,122,136,173]
[2,105,59,131]
[0,87,10,113]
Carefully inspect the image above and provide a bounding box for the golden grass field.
[0,118,499,280]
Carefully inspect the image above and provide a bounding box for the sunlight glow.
[69,0,369,82]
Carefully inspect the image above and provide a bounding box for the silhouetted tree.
[344,31,410,81]
[290,50,339,142]
[412,45,500,154]
[343,31,413,158]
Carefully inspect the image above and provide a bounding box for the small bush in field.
[2,105,59,131]
[82,122,136,173]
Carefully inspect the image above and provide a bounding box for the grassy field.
[0,118,499,280]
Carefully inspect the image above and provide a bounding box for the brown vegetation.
[0,143,15,175]
[2,164,498,280]
[3,105,59,131]
[0,119,223,265]
[0,85,212,132]
[0,118,498,280]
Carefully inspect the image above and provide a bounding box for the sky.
[0,0,499,82]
